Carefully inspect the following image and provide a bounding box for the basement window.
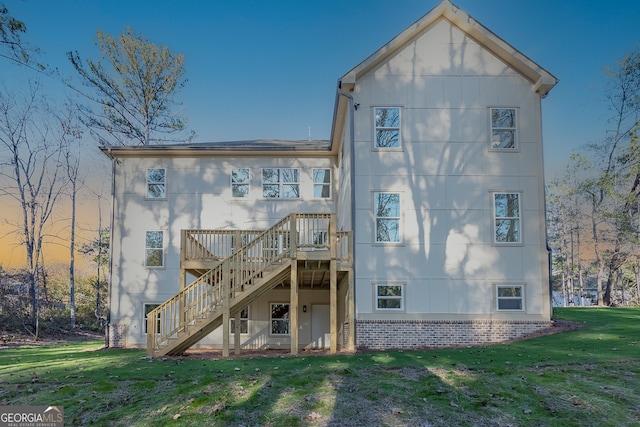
[144,303,160,334]
[496,285,524,311]
[270,303,290,335]
[375,284,404,310]
[231,307,249,334]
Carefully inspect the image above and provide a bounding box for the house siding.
[109,156,336,348]
[350,19,550,328]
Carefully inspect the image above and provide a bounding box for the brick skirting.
[108,323,127,348]
[356,319,551,349]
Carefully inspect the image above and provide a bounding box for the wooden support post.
[222,261,230,358]
[290,262,298,355]
[233,309,241,356]
[347,268,355,351]
[330,259,337,353]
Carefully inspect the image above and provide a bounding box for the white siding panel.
[429,280,450,313]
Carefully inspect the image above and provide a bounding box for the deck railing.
[181,213,351,262]
[148,213,350,355]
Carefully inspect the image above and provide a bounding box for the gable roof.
[341,0,557,96]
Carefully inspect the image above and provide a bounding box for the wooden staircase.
[146,213,341,358]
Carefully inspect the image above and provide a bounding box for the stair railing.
[148,213,334,355]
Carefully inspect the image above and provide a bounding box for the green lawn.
[1,307,638,426]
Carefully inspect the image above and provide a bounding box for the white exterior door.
[311,304,330,349]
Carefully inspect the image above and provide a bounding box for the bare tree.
[62,116,84,328]
[0,82,72,336]
[67,27,193,146]
[0,2,27,64]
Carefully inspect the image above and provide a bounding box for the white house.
[102,0,557,357]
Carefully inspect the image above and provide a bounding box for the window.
[145,231,164,267]
[231,307,249,334]
[270,303,289,335]
[231,168,250,197]
[493,193,521,244]
[262,168,300,199]
[146,168,166,199]
[375,192,401,243]
[490,108,517,149]
[144,303,160,334]
[496,285,524,310]
[312,168,331,198]
[376,284,403,310]
[374,107,401,148]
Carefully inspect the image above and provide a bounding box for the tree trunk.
[596,263,605,306]
[69,179,77,328]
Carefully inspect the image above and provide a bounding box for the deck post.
[233,308,241,355]
[222,261,230,358]
[329,214,338,353]
[290,215,299,355]
[330,259,337,353]
[347,268,355,351]
[290,262,298,355]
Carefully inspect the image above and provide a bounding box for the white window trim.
[146,168,167,200]
[144,230,165,268]
[374,283,405,312]
[269,302,290,336]
[491,191,523,245]
[489,107,518,151]
[143,303,160,334]
[231,168,250,198]
[312,168,332,199]
[495,284,525,312]
[373,106,402,150]
[261,168,301,199]
[373,191,402,244]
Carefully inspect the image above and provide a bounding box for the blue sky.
[3,0,640,176]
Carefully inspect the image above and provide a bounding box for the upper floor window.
[312,168,331,198]
[496,285,524,311]
[146,168,166,199]
[231,168,250,198]
[490,108,517,149]
[374,107,401,148]
[262,168,300,199]
[493,192,521,244]
[375,284,404,310]
[145,230,164,267]
[374,192,401,243]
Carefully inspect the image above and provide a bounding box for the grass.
[1,307,639,426]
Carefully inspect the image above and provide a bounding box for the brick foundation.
[108,323,127,348]
[356,319,551,349]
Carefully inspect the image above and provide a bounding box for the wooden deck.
[147,213,353,358]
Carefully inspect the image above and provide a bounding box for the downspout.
[103,146,117,348]
[537,96,554,320]
[337,87,356,346]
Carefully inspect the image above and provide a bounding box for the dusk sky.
[1,0,640,267]
[2,0,639,176]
